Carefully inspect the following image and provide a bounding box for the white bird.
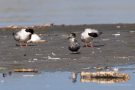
[27,34,46,43]
[68,33,80,53]
[81,28,102,47]
[13,28,34,47]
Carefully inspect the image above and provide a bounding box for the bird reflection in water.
[71,72,78,83]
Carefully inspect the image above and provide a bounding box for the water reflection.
[0,68,39,79]
[71,72,78,83]
[2,71,12,78]
[0,66,132,86]
[71,71,130,84]
[80,71,130,84]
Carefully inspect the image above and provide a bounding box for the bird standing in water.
[81,28,102,47]
[68,33,80,54]
[13,28,34,47]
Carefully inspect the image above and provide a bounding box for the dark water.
[0,65,135,90]
[0,0,135,26]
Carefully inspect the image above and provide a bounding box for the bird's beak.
[67,34,71,39]
[99,32,103,35]
[67,36,71,39]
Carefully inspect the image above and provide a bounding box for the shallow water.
[0,0,135,26]
[0,65,135,90]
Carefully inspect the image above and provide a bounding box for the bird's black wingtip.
[88,33,98,37]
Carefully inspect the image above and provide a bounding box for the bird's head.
[25,28,34,34]
[68,33,76,39]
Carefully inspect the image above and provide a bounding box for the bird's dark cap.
[25,28,34,34]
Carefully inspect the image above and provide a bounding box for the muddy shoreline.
[0,24,135,72]
[1,23,135,30]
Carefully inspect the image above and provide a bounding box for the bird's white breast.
[29,34,41,42]
[17,29,31,41]
[81,31,90,39]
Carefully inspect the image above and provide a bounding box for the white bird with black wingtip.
[68,33,80,54]
[13,28,34,47]
[81,28,102,47]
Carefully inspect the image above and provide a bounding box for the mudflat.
[0,24,135,72]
